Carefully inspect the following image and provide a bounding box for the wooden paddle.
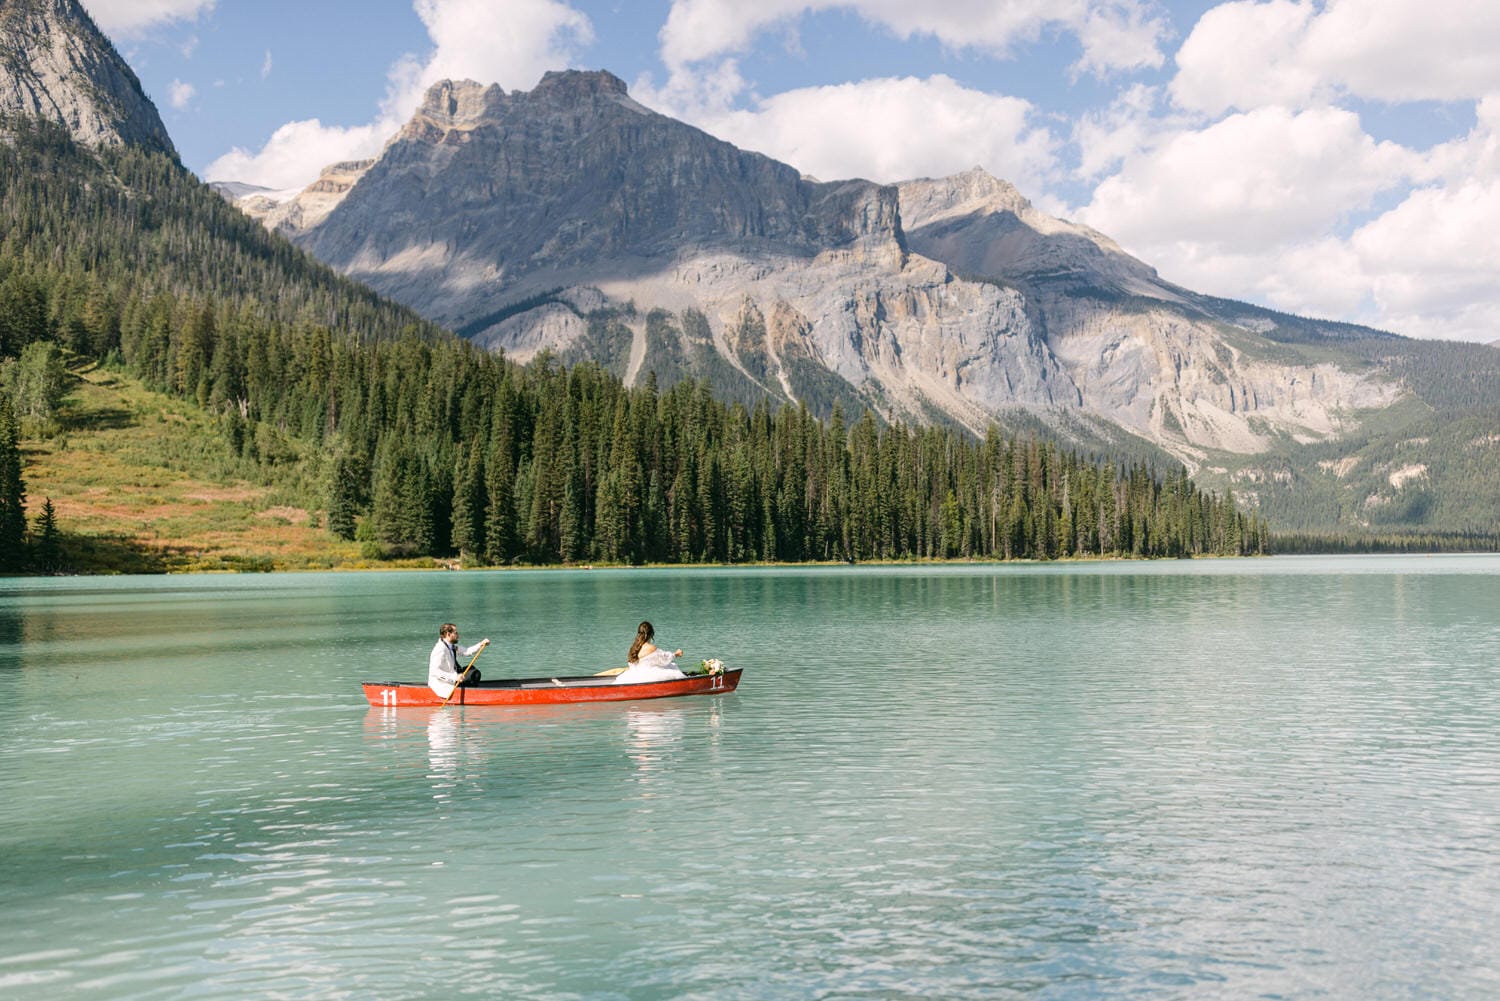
[439,644,487,708]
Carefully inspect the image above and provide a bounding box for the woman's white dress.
[613,647,686,684]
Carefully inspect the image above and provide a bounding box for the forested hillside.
[0,116,443,353]
[0,119,1263,570]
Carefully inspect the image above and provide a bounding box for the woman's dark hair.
[628,621,654,664]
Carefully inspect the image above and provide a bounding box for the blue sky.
[84,1,1500,343]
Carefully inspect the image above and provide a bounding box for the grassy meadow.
[21,360,400,573]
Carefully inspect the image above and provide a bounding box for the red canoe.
[362,669,743,707]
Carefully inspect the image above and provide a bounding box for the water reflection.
[624,704,686,779]
[426,709,462,795]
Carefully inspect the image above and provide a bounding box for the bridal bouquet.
[697,658,725,676]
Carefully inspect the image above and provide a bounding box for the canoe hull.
[362,668,742,707]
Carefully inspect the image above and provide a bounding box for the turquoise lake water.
[2,556,1498,999]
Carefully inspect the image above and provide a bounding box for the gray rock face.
[0,0,176,156]
[231,70,1404,464]
[900,168,1171,300]
[299,71,906,309]
[898,171,1401,459]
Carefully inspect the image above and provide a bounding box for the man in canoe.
[428,623,490,700]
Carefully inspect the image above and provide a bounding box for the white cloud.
[204,0,592,189]
[1073,1,1170,76]
[382,0,592,118]
[1303,0,1500,103]
[1081,105,1417,251]
[1169,0,1322,115]
[168,79,195,110]
[1074,90,1500,341]
[1172,0,1500,115]
[1074,83,1166,180]
[659,1,1166,76]
[1088,2,1499,340]
[1423,94,1500,184]
[639,6,1080,192]
[637,73,1058,191]
[1227,173,1500,342]
[261,50,273,80]
[634,60,749,125]
[204,119,392,191]
[1349,178,1500,340]
[81,0,215,36]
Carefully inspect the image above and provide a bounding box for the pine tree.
[0,395,26,572]
[450,444,487,563]
[33,496,59,571]
[483,457,518,566]
[372,437,434,554]
[325,444,367,541]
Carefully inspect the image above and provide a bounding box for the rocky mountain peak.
[898,167,1164,298]
[288,67,907,314]
[420,78,496,126]
[533,68,629,101]
[902,166,1031,223]
[0,0,176,156]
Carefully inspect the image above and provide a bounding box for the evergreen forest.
[0,117,1266,570]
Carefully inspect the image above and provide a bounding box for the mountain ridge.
[231,71,1417,471]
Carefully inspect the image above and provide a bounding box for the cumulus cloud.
[1065,1,1500,341]
[1305,0,1500,103]
[641,5,1091,191]
[637,73,1058,191]
[1074,83,1167,180]
[1172,0,1500,115]
[1072,1,1171,77]
[1081,105,1418,250]
[1354,181,1500,319]
[204,0,592,189]
[81,0,215,36]
[168,79,195,111]
[1345,103,1500,342]
[384,0,592,118]
[1169,0,1322,114]
[1075,90,1500,341]
[659,0,1166,76]
[1234,174,1500,342]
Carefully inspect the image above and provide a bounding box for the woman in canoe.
[613,621,686,684]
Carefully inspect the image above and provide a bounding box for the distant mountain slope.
[0,0,175,155]
[895,167,1500,531]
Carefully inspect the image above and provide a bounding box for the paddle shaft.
[439,644,486,707]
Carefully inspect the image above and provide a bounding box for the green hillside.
[20,357,362,572]
[0,115,443,350]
